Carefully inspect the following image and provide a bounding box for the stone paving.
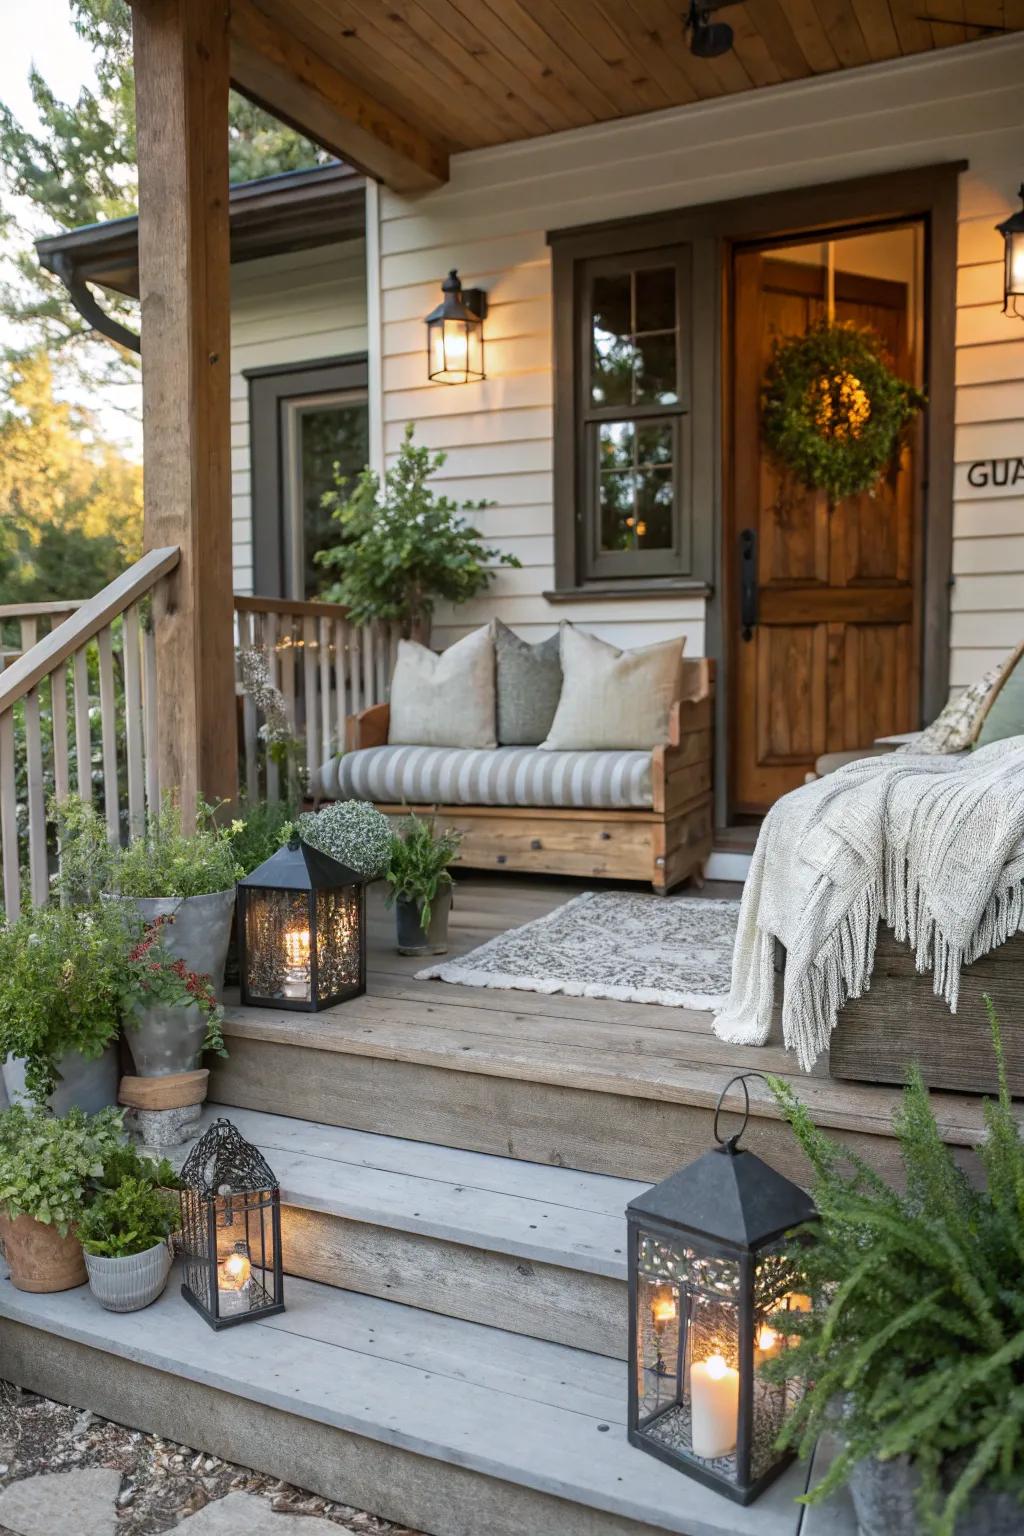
[0,1384,424,1536]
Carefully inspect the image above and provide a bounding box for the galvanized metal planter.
[84,1238,173,1313]
[126,1001,209,1077]
[848,1454,1023,1536]
[395,886,452,956]
[127,888,236,999]
[1,1045,119,1115]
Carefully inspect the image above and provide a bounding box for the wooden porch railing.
[234,596,399,803]
[0,600,84,674]
[0,548,179,918]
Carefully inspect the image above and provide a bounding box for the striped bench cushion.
[324,744,653,810]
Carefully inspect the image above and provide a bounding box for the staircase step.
[177,1106,642,1357]
[0,1267,851,1536]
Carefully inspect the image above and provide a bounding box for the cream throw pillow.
[540,625,684,751]
[388,627,496,749]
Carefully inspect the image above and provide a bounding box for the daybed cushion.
[388,627,496,749]
[974,640,1024,749]
[326,744,654,810]
[493,619,562,745]
[540,625,683,752]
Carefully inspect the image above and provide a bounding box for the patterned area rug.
[417,891,741,1009]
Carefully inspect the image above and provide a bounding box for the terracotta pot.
[0,1210,87,1293]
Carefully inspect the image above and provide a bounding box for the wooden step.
[210,1002,995,1191]
[0,1266,853,1536]
[175,1106,642,1358]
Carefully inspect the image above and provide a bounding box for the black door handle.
[739,528,757,641]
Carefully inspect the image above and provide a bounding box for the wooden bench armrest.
[347,702,389,751]
[667,658,715,746]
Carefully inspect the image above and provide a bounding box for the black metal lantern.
[626,1075,816,1505]
[180,1117,284,1330]
[997,185,1024,318]
[425,269,486,383]
[236,838,366,1011]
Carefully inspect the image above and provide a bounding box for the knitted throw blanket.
[714,738,1024,1071]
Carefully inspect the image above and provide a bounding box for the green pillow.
[975,652,1024,748]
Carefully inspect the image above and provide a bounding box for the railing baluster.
[73,645,92,800]
[363,621,375,708]
[264,611,280,804]
[319,616,331,777]
[241,610,258,804]
[142,623,160,814]
[279,613,297,733]
[122,604,146,839]
[303,615,319,793]
[388,622,401,698]
[50,662,70,803]
[375,621,388,704]
[334,619,348,755]
[0,710,19,920]
[19,617,38,656]
[349,625,362,719]
[24,687,49,906]
[97,624,119,842]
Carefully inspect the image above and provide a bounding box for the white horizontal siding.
[229,241,368,594]
[373,35,1024,673]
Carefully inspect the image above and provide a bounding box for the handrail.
[0,600,83,620]
[0,547,179,711]
[234,593,350,621]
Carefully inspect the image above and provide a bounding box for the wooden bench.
[344,658,715,895]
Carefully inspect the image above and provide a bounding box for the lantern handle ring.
[713,1072,770,1153]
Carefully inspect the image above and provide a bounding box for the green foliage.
[0,0,322,388]
[121,921,226,1058]
[385,813,461,931]
[78,1175,178,1257]
[54,794,242,902]
[0,904,126,1103]
[317,424,519,637]
[91,1138,179,1195]
[0,1104,125,1235]
[229,798,299,877]
[296,799,395,881]
[762,320,925,507]
[765,997,1024,1535]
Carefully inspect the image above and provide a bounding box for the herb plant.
[765,997,1024,1536]
[385,813,462,931]
[91,1139,180,1196]
[0,903,126,1103]
[317,423,519,639]
[53,794,242,903]
[78,1176,179,1258]
[0,1105,126,1236]
[121,920,227,1058]
[295,799,394,880]
[229,797,298,876]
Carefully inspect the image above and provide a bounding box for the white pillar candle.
[690,1354,739,1459]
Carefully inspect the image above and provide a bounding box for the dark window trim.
[247,353,368,598]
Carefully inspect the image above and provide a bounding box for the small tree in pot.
[385,814,462,957]
[764,998,1024,1536]
[0,1105,125,1292]
[0,904,125,1112]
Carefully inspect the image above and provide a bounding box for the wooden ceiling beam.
[229,0,448,193]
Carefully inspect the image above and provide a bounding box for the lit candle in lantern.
[690,1354,739,1459]
[784,1291,812,1345]
[217,1242,252,1318]
[755,1324,781,1362]
[650,1286,677,1333]
[281,924,311,1000]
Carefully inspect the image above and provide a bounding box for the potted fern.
[765,997,1024,1536]
[385,814,462,956]
[79,1142,180,1312]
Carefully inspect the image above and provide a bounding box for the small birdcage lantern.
[179,1117,284,1330]
[236,838,366,1012]
[626,1074,815,1505]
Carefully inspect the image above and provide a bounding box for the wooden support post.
[133,0,237,821]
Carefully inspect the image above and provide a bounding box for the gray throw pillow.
[493,619,563,745]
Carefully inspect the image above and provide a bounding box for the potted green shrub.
[78,1155,179,1312]
[0,904,125,1112]
[764,997,1024,1536]
[121,920,227,1077]
[385,814,462,956]
[316,422,518,643]
[294,799,395,881]
[56,794,242,999]
[0,1105,125,1293]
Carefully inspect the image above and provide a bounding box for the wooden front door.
[729,245,922,814]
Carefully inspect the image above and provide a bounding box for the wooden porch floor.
[219,873,997,1187]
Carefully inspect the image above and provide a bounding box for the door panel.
[729,245,921,813]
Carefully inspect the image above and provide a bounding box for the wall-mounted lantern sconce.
[426,269,487,383]
[997,185,1024,318]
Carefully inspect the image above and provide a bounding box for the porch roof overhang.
[217,0,1016,194]
[34,159,365,300]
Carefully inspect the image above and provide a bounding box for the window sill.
[543,580,712,604]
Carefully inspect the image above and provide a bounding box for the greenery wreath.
[762,319,926,507]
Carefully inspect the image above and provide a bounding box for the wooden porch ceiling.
[230,0,1016,191]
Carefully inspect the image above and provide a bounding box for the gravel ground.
[0,1382,424,1534]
